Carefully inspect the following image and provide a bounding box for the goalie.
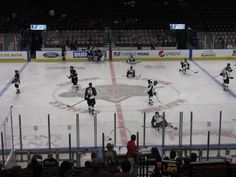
[151,112,177,131]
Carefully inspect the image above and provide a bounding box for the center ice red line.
[109,62,128,146]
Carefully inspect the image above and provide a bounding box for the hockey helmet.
[130,66,133,69]
[15,70,19,73]
[154,80,158,85]
[70,66,74,69]
[227,63,231,67]
[155,111,159,115]
[106,143,113,150]
[89,82,92,87]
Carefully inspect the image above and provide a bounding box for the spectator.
[57,161,73,177]
[104,143,118,166]
[137,42,142,50]
[91,152,98,162]
[127,134,138,174]
[114,160,137,177]
[169,150,176,160]
[80,159,111,177]
[43,153,58,167]
[85,161,92,168]
[190,153,197,162]
[27,154,43,177]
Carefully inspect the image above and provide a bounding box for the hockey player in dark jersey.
[151,112,167,130]
[151,112,177,131]
[61,45,66,60]
[94,48,103,62]
[126,66,136,78]
[126,54,136,64]
[86,46,94,61]
[146,80,158,105]
[12,70,20,94]
[179,58,190,74]
[220,64,233,91]
[68,66,79,91]
[84,82,97,115]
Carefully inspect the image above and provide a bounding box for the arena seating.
[0,0,235,32]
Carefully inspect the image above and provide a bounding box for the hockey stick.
[67,99,85,108]
[155,95,161,103]
[189,69,199,73]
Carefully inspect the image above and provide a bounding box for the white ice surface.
[0,60,236,149]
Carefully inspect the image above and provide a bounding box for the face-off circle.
[50,77,186,113]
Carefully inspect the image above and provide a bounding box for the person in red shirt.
[127,134,138,174]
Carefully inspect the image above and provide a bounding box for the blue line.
[191,60,236,99]
[0,62,29,97]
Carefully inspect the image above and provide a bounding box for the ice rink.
[1,60,236,149]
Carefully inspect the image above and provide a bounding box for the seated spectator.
[150,147,162,161]
[85,161,92,168]
[114,160,137,177]
[190,152,197,162]
[91,152,98,162]
[27,154,43,177]
[80,159,111,177]
[104,143,118,166]
[43,153,58,167]
[169,150,177,160]
[57,161,73,177]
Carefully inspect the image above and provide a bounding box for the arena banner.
[156,50,189,59]
[36,50,107,60]
[192,49,236,59]
[111,50,189,60]
[36,51,68,59]
[0,51,28,60]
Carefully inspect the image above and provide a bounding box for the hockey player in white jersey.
[146,80,158,105]
[179,58,190,74]
[220,64,233,91]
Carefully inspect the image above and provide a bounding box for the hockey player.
[61,45,66,60]
[146,80,158,105]
[126,66,136,78]
[151,112,167,130]
[151,112,178,131]
[68,66,79,91]
[12,70,20,94]
[179,58,190,74]
[84,82,97,115]
[86,46,94,61]
[220,65,233,91]
[224,63,233,72]
[94,48,103,62]
[126,54,136,64]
